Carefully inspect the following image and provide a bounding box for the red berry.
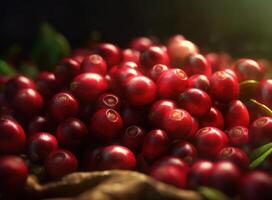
[122,49,140,63]
[225,100,249,128]
[249,117,272,145]
[28,116,51,136]
[256,79,272,108]
[27,132,58,162]
[130,37,153,52]
[90,108,123,141]
[56,118,88,148]
[188,117,199,139]
[36,72,57,99]
[49,92,79,122]
[149,64,169,81]
[157,69,188,99]
[226,126,249,147]
[121,125,145,152]
[140,46,169,69]
[188,74,210,93]
[81,54,107,75]
[170,141,197,165]
[0,118,26,154]
[96,93,121,111]
[200,107,224,129]
[45,149,78,179]
[194,127,228,159]
[141,129,169,161]
[70,73,108,102]
[96,43,121,66]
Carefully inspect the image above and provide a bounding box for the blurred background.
[1,0,272,58]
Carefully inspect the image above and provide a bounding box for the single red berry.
[122,49,140,64]
[130,37,153,52]
[49,92,79,122]
[71,48,91,63]
[256,79,272,108]
[162,108,193,140]
[205,53,221,72]
[157,69,188,99]
[90,108,123,141]
[81,54,107,75]
[188,117,199,139]
[240,171,272,200]
[194,127,228,159]
[56,118,88,148]
[141,129,169,161]
[249,117,272,145]
[121,125,145,152]
[119,61,139,69]
[121,106,146,126]
[124,76,156,106]
[27,132,58,162]
[226,126,249,147]
[188,74,210,93]
[140,46,169,69]
[178,88,212,117]
[222,69,238,80]
[200,107,224,129]
[70,73,108,103]
[170,141,197,165]
[210,71,239,103]
[225,100,249,128]
[36,72,58,99]
[0,156,28,193]
[45,149,78,179]
[149,64,169,81]
[96,43,121,66]
[28,116,51,136]
[0,118,26,154]
[96,93,121,111]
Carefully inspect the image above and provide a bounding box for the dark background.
[1,0,272,58]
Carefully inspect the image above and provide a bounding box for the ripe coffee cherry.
[188,117,199,139]
[233,59,264,82]
[0,118,26,154]
[226,126,249,147]
[45,149,78,179]
[194,127,228,159]
[181,54,211,77]
[225,100,249,128]
[149,99,177,127]
[162,108,193,140]
[210,161,241,197]
[188,74,210,93]
[122,49,140,63]
[140,46,169,69]
[124,76,156,106]
[130,37,153,52]
[81,54,107,75]
[13,88,44,116]
[240,171,272,200]
[36,72,57,98]
[178,88,211,117]
[70,73,108,103]
[27,132,58,162]
[121,125,145,151]
[157,69,188,99]
[56,118,88,148]
[256,79,272,108]
[217,147,249,170]
[55,58,80,86]
[91,145,136,170]
[149,64,169,81]
[28,116,51,136]
[210,70,239,103]
[49,92,79,121]
[249,117,272,145]
[141,129,169,161]
[96,93,121,111]
[0,156,28,193]
[96,43,121,66]
[200,107,224,129]
[90,108,123,141]
[170,141,197,165]
[187,160,214,188]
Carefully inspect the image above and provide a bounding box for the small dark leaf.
[250,143,272,169]
[0,59,16,76]
[239,80,259,99]
[198,186,230,200]
[249,99,272,117]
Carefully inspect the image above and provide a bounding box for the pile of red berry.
[0,35,272,199]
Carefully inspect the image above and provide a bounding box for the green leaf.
[198,186,230,200]
[19,62,38,78]
[249,99,272,117]
[250,143,272,169]
[239,80,259,99]
[0,59,16,76]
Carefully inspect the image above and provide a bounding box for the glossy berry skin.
[96,93,121,111]
[210,161,241,197]
[0,156,28,193]
[90,109,123,141]
[45,150,78,179]
[130,37,153,52]
[187,160,214,189]
[200,107,224,129]
[217,147,249,170]
[210,71,239,103]
[49,92,79,122]
[13,88,44,116]
[225,100,249,128]
[28,116,51,136]
[233,59,264,82]
[140,46,169,69]
[96,43,121,66]
[162,108,193,140]
[56,118,88,148]
[122,49,140,64]
[27,132,58,162]
[0,119,26,154]
[141,129,169,161]
[249,117,272,145]
[226,126,249,147]
[70,73,108,103]
[240,171,272,200]
[188,74,210,93]
[194,127,228,159]
[36,72,57,99]
[149,99,177,128]
[91,145,136,170]
[81,54,107,75]
[124,76,156,106]
[181,54,211,77]
[188,117,199,139]
[149,64,169,81]
[178,88,211,117]
[256,79,272,108]
[121,125,145,152]
[170,141,197,165]
[55,58,81,86]
[157,69,188,99]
